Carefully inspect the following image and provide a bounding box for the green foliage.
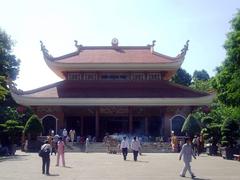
[4,120,24,143]
[0,76,7,101]
[213,10,240,106]
[190,78,214,92]
[0,120,23,144]
[200,116,221,145]
[171,68,192,86]
[0,28,20,80]
[193,69,210,81]
[24,115,43,140]
[0,28,21,125]
[221,118,239,147]
[181,114,202,137]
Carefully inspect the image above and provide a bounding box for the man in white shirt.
[120,136,129,160]
[179,138,196,178]
[131,136,141,161]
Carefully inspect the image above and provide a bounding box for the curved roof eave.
[44,56,185,79]
[11,91,215,107]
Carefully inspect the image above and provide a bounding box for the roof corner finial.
[40,41,53,60]
[180,40,190,56]
[152,40,156,47]
[74,40,82,52]
[150,40,156,52]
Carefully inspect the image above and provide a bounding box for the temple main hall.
[10,39,214,140]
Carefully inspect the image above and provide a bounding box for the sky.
[0,0,240,90]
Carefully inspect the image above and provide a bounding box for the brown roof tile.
[54,47,177,64]
[23,80,209,98]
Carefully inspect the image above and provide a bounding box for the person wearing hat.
[40,140,51,175]
[120,136,129,160]
[179,138,196,178]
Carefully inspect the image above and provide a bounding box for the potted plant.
[201,116,221,155]
[23,115,43,152]
[181,114,202,138]
[0,120,24,155]
[221,118,239,159]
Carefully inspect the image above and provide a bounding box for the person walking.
[179,137,196,178]
[131,136,141,161]
[62,129,68,143]
[85,137,89,153]
[56,137,65,167]
[69,129,76,144]
[120,136,129,160]
[40,140,51,175]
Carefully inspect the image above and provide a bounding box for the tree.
[190,78,213,92]
[193,69,210,81]
[0,28,21,123]
[221,118,239,147]
[0,28,20,80]
[171,68,192,86]
[24,115,43,140]
[181,114,202,137]
[4,120,24,144]
[213,10,240,106]
[0,76,7,101]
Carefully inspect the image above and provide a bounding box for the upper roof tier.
[40,39,189,79]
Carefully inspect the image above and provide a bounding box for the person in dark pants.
[131,137,141,161]
[120,137,129,160]
[41,140,51,175]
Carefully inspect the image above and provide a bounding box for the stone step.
[64,142,173,153]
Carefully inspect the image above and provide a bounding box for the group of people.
[40,136,66,175]
[40,130,197,178]
[120,136,141,161]
[171,132,204,156]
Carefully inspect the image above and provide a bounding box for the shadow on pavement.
[0,154,29,162]
[47,174,60,176]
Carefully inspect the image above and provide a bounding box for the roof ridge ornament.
[111,38,119,49]
[74,40,83,52]
[180,40,189,56]
[40,41,53,60]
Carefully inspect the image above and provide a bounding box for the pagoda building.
[10,39,214,140]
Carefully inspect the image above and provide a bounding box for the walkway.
[0,151,239,180]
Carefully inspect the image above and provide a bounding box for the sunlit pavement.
[0,150,240,180]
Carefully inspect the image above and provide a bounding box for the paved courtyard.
[0,150,240,180]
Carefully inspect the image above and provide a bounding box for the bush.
[181,114,202,137]
[5,120,24,144]
[221,118,239,147]
[24,115,43,140]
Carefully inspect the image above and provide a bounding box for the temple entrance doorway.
[100,116,128,138]
[171,115,185,136]
[133,116,144,135]
[42,115,56,136]
[148,116,162,137]
[66,116,81,136]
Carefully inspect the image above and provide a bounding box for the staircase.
[64,142,172,153]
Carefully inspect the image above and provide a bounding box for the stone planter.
[221,147,238,160]
[206,145,218,156]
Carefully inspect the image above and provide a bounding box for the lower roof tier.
[11,80,215,106]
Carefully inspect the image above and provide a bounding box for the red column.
[144,116,149,135]
[80,116,84,136]
[95,108,99,140]
[129,107,133,134]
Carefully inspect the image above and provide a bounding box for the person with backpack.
[40,140,51,175]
